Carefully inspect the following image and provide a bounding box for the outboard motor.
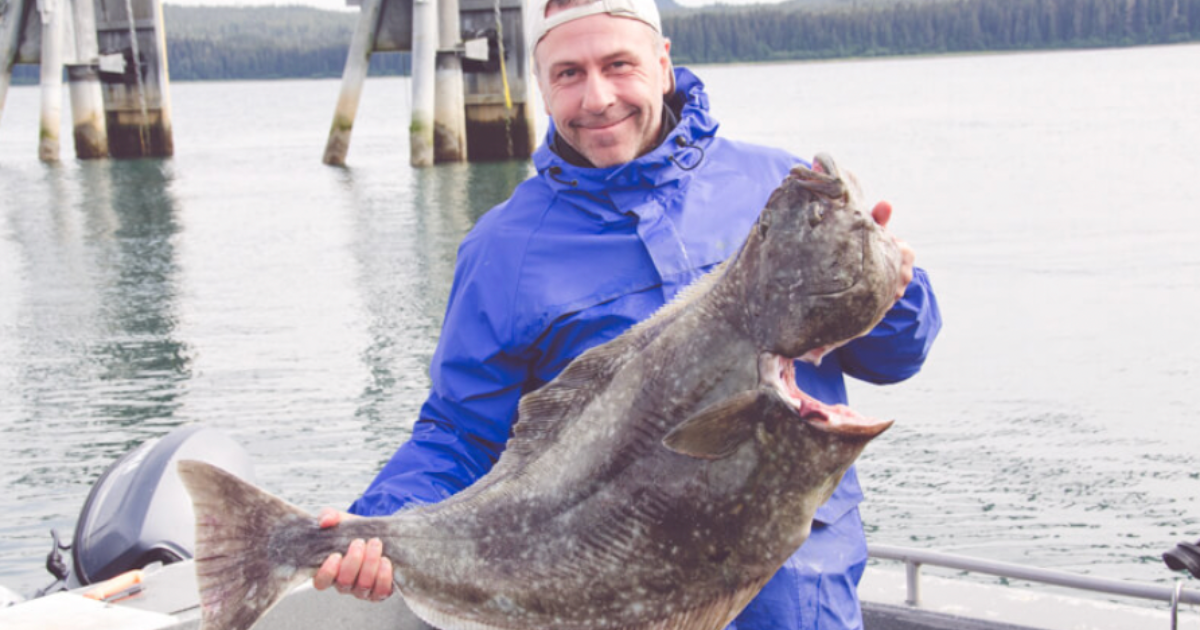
[36,425,254,595]
[1164,539,1200,579]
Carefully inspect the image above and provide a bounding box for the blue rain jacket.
[350,67,942,630]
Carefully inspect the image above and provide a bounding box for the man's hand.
[870,200,915,302]
[312,508,394,602]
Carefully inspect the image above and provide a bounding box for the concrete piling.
[322,0,382,166]
[410,0,437,167]
[326,0,535,166]
[67,0,108,158]
[37,0,65,162]
[1,0,29,126]
[433,0,466,162]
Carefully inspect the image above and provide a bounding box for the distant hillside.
[663,0,1200,64]
[163,5,409,81]
[9,0,1199,82]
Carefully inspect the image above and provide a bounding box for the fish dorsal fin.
[504,260,732,464]
[662,390,775,460]
[496,321,659,470]
[480,267,727,487]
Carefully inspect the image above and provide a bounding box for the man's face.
[534,14,672,168]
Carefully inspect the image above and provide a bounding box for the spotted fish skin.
[178,153,901,630]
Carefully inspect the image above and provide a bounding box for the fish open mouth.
[761,354,893,439]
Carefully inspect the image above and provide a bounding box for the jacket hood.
[532,67,720,195]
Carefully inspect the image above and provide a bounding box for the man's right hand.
[312,508,395,601]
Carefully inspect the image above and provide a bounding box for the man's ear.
[662,38,674,95]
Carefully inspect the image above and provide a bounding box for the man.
[314,0,942,627]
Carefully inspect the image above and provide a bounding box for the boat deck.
[1,546,1197,630]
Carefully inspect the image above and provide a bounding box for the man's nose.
[580,74,615,114]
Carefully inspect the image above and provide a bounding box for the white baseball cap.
[528,0,663,45]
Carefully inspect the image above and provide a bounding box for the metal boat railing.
[870,544,1200,628]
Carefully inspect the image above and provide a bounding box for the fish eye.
[808,206,824,227]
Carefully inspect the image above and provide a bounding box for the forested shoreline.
[7,0,1199,82]
[667,0,1200,63]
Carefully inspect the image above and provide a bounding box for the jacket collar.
[533,67,719,197]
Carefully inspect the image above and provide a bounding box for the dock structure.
[93,0,172,157]
[0,0,172,160]
[323,0,536,167]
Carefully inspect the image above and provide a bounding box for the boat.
[1,427,1197,630]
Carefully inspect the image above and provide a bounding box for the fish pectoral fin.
[662,390,771,460]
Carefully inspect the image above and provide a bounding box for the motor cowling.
[70,425,255,587]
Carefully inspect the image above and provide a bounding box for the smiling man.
[312,0,942,628]
[534,0,673,167]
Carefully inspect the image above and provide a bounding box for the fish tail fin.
[177,459,317,630]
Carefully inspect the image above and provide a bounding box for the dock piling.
[0,0,28,126]
[94,0,173,157]
[433,0,465,162]
[459,0,534,161]
[67,0,108,158]
[322,0,382,166]
[409,0,437,166]
[37,0,65,161]
[326,0,535,166]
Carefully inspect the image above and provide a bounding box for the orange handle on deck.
[82,569,145,601]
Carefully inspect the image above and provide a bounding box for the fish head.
[730,153,902,360]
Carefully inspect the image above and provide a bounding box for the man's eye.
[558,68,579,79]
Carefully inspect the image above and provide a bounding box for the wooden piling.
[322,0,382,166]
[94,0,173,158]
[38,0,66,162]
[433,0,465,162]
[460,0,534,161]
[410,0,437,167]
[67,0,108,158]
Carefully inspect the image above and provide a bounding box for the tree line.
[664,0,1200,63]
[7,0,1198,83]
[163,5,411,81]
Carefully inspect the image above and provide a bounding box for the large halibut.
[179,154,903,630]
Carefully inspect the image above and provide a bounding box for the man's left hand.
[870,201,915,302]
[312,508,394,602]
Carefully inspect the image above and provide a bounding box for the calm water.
[2,44,1199,598]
